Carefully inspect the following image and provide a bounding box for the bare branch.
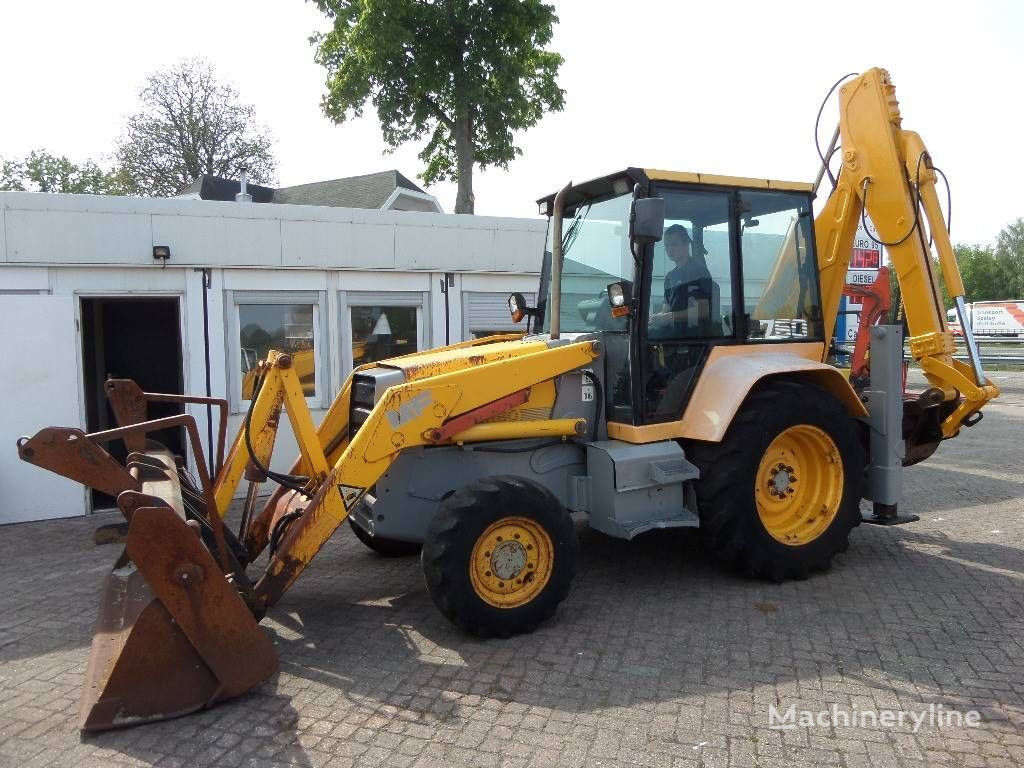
[116,58,276,197]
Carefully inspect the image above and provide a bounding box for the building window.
[350,305,419,366]
[228,290,325,410]
[240,303,316,397]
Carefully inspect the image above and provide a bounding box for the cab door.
[638,186,738,423]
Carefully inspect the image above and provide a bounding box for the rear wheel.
[348,517,422,557]
[421,475,577,638]
[690,380,864,581]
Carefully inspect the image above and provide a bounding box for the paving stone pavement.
[1,372,1022,767]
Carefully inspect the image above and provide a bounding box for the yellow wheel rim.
[469,517,553,608]
[755,424,844,546]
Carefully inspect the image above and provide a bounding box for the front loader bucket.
[81,553,217,729]
[80,504,278,731]
[16,389,280,732]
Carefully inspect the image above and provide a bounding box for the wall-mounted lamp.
[153,245,171,266]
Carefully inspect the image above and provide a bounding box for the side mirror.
[630,196,665,246]
[508,292,530,323]
[607,281,633,318]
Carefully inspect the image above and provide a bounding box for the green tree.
[116,58,276,197]
[312,0,565,214]
[0,149,125,194]
[955,244,1005,302]
[994,218,1024,298]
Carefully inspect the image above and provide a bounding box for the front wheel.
[421,476,578,638]
[690,380,865,581]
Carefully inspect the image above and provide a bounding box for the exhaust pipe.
[549,182,572,340]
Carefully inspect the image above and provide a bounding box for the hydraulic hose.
[244,370,309,495]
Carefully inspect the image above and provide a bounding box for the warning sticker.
[338,484,366,510]
[582,378,595,403]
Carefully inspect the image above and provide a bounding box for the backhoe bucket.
[80,505,278,731]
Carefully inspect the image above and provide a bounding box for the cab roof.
[537,167,813,211]
[644,168,813,192]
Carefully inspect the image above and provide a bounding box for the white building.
[0,191,545,523]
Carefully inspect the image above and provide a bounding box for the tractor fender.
[678,343,866,443]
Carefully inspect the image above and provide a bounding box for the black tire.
[348,517,422,557]
[421,475,578,638]
[690,380,864,581]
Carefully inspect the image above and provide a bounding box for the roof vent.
[235,169,252,203]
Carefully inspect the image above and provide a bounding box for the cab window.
[642,187,735,422]
[741,190,824,341]
[648,189,734,339]
[541,192,633,335]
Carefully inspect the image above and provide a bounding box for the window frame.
[643,184,740,343]
[540,190,637,336]
[341,290,427,374]
[631,183,825,426]
[226,290,327,413]
[736,188,825,344]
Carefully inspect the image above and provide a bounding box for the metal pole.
[198,267,215,480]
[440,275,450,345]
[549,182,572,340]
[954,295,987,384]
[863,324,917,525]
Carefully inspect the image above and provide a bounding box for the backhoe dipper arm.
[252,339,600,609]
[814,68,999,436]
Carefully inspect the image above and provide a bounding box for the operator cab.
[527,168,826,429]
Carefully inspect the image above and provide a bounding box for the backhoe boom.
[814,68,999,436]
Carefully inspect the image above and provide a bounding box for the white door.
[0,295,85,523]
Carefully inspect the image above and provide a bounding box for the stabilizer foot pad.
[861,511,920,526]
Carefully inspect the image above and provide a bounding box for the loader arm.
[814,68,999,436]
[252,339,599,608]
[240,333,526,561]
[15,336,597,730]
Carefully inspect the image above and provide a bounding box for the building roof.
[273,171,425,208]
[177,170,440,211]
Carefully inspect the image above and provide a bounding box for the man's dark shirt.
[663,257,713,312]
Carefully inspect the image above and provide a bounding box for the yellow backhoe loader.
[16,68,999,731]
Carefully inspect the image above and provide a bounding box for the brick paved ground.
[1,372,1022,767]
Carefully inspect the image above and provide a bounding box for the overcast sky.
[2,0,1021,244]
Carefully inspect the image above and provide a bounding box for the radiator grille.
[349,374,376,440]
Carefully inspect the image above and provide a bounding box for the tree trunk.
[454,111,474,214]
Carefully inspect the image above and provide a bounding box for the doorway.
[80,297,184,509]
